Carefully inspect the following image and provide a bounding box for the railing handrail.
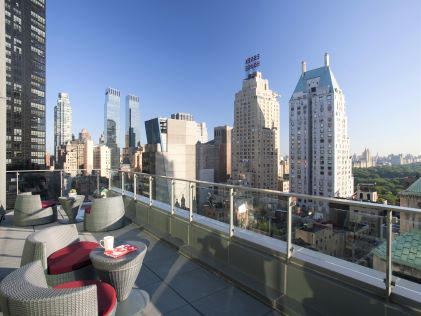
[6,169,103,173]
[109,170,421,216]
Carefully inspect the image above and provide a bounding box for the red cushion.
[54,280,116,316]
[41,200,57,208]
[48,241,99,274]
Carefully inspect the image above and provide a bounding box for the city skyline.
[45,0,421,156]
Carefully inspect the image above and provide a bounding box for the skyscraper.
[54,92,72,159]
[289,54,353,215]
[0,0,7,210]
[125,94,140,148]
[104,87,121,169]
[231,71,280,190]
[5,0,46,169]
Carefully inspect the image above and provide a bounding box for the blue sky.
[46,0,421,156]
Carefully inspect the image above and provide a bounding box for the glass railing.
[109,170,421,295]
[5,169,421,295]
[6,169,107,209]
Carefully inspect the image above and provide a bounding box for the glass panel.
[18,171,61,202]
[235,188,287,241]
[173,179,190,211]
[6,172,18,210]
[153,177,171,205]
[196,183,230,224]
[110,171,121,190]
[291,199,387,272]
[136,174,150,198]
[123,172,134,194]
[389,210,421,284]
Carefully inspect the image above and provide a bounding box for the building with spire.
[231,70,280,190]
[54,92,72,160]
[289,54,353,216]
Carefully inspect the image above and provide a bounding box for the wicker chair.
[0,261,117,316]
[84,196,125,232]
[20,224,98,286]
[13,193,55,226]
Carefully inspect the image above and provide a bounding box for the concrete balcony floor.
[0,207,280,316]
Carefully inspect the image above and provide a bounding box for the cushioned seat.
[48,241,99,275]
[54,280,117,316]
[41,199,58,208]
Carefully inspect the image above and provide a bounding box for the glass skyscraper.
[5,0,46,169]
[54,92,72,160]
[104,87,121,169]
[125,94,140,148]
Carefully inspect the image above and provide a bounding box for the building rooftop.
[373,230,421,270]
[292,66,340,94]
[400,177,421,197]
[0,208,278,316]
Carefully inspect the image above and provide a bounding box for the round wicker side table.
[58,195,84,224]
[90,240,149,316]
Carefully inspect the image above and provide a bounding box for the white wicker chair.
[20,224,98,286]
[0,261,116,316]
[84,196,125,232]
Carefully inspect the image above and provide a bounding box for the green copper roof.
[400,177,421,197]
[373,230,421,269]
[292,66,340,94]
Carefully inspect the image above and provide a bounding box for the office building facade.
[5,0,46,169]
[231,71,280,190]
[125,94,140,148]
[197,125,232,183]
[289,54,353,215]
[143,114,208,208]
[104,87,120,169]
[54,92,72,159]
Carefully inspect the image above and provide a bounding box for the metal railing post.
[121,172,124,195]
[133,174,137,200]
[60,170,63,197]
[149,176,153,206]
[171,179,175,215]
[96,172,100,196]
[16,172,19,195]
[287,196,293,261]
[385,209,393,298]
[189,182,193,222]
[229,188,234,237]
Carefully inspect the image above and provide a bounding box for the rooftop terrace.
[1,170,421,315]
[0,207,279,316]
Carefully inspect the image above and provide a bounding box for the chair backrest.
[14,194,42,213]
[20,224,79,268]
[91,195,124,216]
[0,261,98,316]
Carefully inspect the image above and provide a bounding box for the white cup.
[99,236,114,251]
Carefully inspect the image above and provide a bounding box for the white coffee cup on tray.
[99,236,114,251]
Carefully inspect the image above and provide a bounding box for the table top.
[90,240,147,267]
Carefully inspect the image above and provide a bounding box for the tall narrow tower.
[289,54,353,216]
[54,92,72,159]
[125,95,140,148]
[231,63,280,190]
[104,87,121,169]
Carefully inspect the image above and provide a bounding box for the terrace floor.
[0,207,281,316]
